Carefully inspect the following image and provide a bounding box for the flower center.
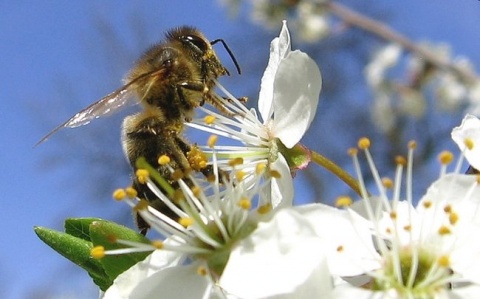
[374,245,452,297]
[196,216,257,275]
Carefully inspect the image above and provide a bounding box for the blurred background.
[2,1,480,297]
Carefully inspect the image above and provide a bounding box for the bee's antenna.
[210,39,242,75]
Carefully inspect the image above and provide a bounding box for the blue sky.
[2,1,480,298]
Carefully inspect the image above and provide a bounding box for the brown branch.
[323,1,477,84]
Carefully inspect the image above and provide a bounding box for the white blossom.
[335,138,480,298]
[451,114,480,170]
[188,21,321,209]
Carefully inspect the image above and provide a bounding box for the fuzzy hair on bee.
[37,26,243,234]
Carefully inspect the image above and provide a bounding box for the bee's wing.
[36,86,138,146]
[36,68,168,146]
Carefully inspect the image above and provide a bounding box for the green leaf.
[65,217,103,241]
[33,226,112,290]
[89,220,151,281]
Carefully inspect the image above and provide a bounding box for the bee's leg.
[223,96,248,104]
[178,81,205,92]
[133,176,180,235]
[176,81,206,107]
[123,114,194,234]
[466,166,479,174]
[175,81,236,117]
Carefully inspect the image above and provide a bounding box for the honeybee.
[466,166,479,174]
[38,26,242,234]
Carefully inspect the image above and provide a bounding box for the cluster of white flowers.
[366,41,480,133]
[248,0,331,43]
[98,22,480,299]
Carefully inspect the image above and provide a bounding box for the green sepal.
[65,217,103,241]
[89,220,151,282]
[35,218,153,291]
[33,226,112,290]
[277,141,312,171]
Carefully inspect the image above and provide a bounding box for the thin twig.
[310,150,362,196]
[324,1,477,84]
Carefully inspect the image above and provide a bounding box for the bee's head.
[167,26,240,77]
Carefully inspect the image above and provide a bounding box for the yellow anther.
[197,266,208,276]
[408,140,417,149]
[125,187,138,199]
[423,200,432,209]
[235,170,246,182]
[179,217,194,228]
[91,246,105,259]
[158,155,171,165]
[347,148,358,156]
[437,255,450,267]
[238,198,252,210]
[358,137,371,150]
[136,169,149,184]
[465,138,475,150]
[395,156,407,166]
[134,199,149,212]
[382,177,394,189]
[151,240,164,249]
[403,225,411,231]
[191,186,201,198]
[449,212,459,225]
[228,157,244,167]
[335,196,353,208]
[438,151,454,165]
[257,203,272,215]
[443,204,452,213]
[256,163,267,174]
[269,170,281,178]
[207,135,218,148]
[476,174,480,184]
[206,174,216,183]
[438,225,451,235]
[385,227,392,234]
[173,189,185,202]
[112,188,126,201]
[336,245,344,252]
[390,211,397,219]
[204,115,216,125]
[172,169,184,181]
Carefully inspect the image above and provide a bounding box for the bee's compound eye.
[182,35,208,53]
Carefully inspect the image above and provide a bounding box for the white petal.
[277,21,291,59]
[412,174,480,284]
[129,264,211,299]
[295,204,381,276]
[103,250,183,298]
[258,21,291,123]
[220,208,332,299]
[377,201,420,246]
[451,114,480,169]
[450,223,480,285]
[332,283,398,299]
[272,50,321,148]
[365,44,402,87]
[270,154,294,208]
[449,284,480,298]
